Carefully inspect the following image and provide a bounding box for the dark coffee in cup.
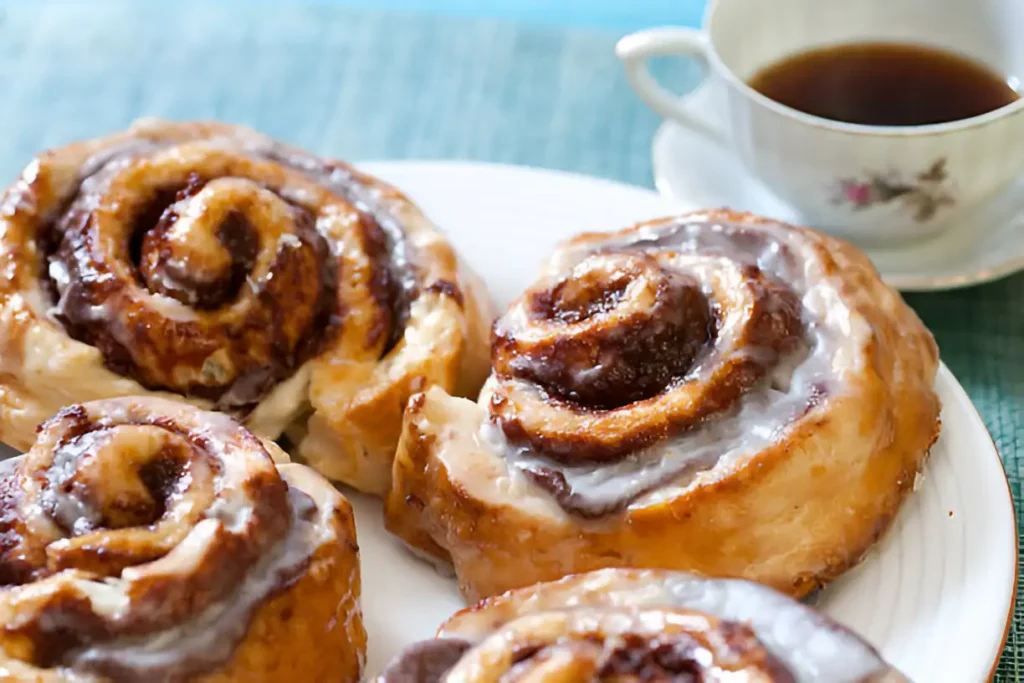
[748,42,1019,126]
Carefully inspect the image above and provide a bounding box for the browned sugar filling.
[0,406,315,680]
[490,220,811,517]
[37,138,428,409]
[378,627,796,683]
[493,255,714,409]
[259,146,422,355]
[135,173,260,310]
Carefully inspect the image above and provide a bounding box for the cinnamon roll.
[376,568,907,683]
[0,119,491,495]
[0,396,365,682]
[386,210,940,601]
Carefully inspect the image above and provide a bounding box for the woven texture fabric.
[0,2,1019,678]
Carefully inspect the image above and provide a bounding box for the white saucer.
[652,121,1024,292]
[350,161,1015,682]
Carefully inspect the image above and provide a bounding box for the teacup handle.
[616,28,727,146]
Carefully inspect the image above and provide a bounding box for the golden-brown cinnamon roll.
[376,568,908,683]
[0,119,491,495]
[386,210,940,601]
[0,396,365,682]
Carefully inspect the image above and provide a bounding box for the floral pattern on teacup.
[831,159,955,222]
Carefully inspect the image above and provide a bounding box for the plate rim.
[991,467,1019,683]
[649,121,1024,293]
[932,362,1018,682]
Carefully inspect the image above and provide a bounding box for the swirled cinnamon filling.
[376,638,473,683]
[257,147,421,352]
[486,217,839,517]
[605,628,795,682]
[380,610,797,683]
[501,627,794,682]
[493,253,714,410]
[0,399,334,680]
[420,570,906,683]
[134,174,262,310]
[38,136,420,410]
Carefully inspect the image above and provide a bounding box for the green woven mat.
[906,284,1022,681]
[0,2,1020,678]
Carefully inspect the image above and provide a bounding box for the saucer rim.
[651,121,1024,292]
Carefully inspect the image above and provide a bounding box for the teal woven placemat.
[0,2,1020,678]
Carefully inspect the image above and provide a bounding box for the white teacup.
[616,0,1024,245]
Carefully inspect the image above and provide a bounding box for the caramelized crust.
[0,397,364,682]
[0,119,492,495]
[386,210,940,601]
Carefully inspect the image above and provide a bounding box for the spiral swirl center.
[43,426,201,537]
[493,253,713,410]
[0,398,327,678]
[136,175,274,310]
[47,150,341,407]
[487,220,810,510]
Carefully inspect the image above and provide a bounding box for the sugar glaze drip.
[484,217,869,516]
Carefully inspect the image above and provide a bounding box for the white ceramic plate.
[651,119,1024,292]
[350,161,1017,682]
[0,162,1013,682]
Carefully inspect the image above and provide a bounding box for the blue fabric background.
[276,0,706,30]
[0,2,1019,678]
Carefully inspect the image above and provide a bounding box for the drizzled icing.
[40,125,420,407]
[486,217,871,516]
[68,481,330,682]
[0,397,347,682]
[434,569,906,683]
[1,119,490,499]
[258,145,419,352]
